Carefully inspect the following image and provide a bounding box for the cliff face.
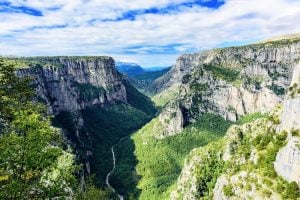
[157,39,300,137]
[171,62,300,200]
[274,63,300,187]
[17,56,127,115]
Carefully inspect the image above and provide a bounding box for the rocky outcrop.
[17,56,127,115]
[275,137,300,186]
[158,39,300,137]
[172,112,294,199]
[158,101,185,138]
[150,52,209,94]
[274,63,300,187]
[171,62,300,199]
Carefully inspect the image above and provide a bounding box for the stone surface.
[274,64,300,187]
[17,56,127,115]
[157,40,300,137]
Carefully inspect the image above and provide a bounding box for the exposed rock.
[150,52,211,96]
[274,137,300,186]
[170,142,222,200]
[158,39,300,137]
[17,56,127,115]
[158,101,185,138]
[172,113,291,199]
[274,64,300,187]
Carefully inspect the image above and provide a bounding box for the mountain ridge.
[113,35,300,199]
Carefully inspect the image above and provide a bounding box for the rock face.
[17,56,127,115]
[170,38,300,198]
[158,101,185,137]
[150,52,204,94]
[157,39,300,137]
[274,63,300,187]
[16,56,134,178]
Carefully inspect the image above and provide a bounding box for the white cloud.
[1,0,300,67]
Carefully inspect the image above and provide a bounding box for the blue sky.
[1,0,300,67]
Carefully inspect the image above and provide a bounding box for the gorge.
[1,34,300,200]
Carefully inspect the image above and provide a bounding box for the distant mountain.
[116,61,171,95]
[115,62,145,76]
[144,66,170,72]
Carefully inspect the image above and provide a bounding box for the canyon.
[4,34,300,199]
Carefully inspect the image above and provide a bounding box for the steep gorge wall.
[17,56,127,115]
[158,39,300,137]
[274,63,300,186]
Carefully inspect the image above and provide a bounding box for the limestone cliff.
[157,38,300,137]
[17,56,127,115]
[274,63,300,187]
[171,63,300,200]
[169,38,300,200]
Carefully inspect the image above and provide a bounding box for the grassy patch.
[236,112,268,125]
[151,85,179,109]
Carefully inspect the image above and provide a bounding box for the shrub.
[223,184,234,197]
[283,181,300,199]
[203,64,240,83]
[262,189,272,198]
[291,128,300,137]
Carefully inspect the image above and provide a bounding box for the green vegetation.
[291,128,300,137]
[190,82,209,92]
[53,103,153,188]
[113,114,232,199]
[75,82,105,101]
[0,57,157,198]
[192,141,225,199]
[75,176,116,200]
[221,115,299,199]
[288,83,300,98]
[171,109,300,199]
[52,73,156,189]
[203,63,240,83]
[0,58,77,199]
[125,82,157,116]
[236,112,268,125]
[152,85,179,108]
[283,181,300,199]
[131,68,170,82]
[267,83,286,96]
[223,184,234,197]
[126,67,171,96]
[2,56,114,70]
[243,75,265,90]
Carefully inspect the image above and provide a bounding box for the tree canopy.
[0,58,77,199]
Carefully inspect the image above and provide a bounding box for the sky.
[1,0,300,67]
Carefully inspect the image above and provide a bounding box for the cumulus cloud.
[0,0,300,67]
